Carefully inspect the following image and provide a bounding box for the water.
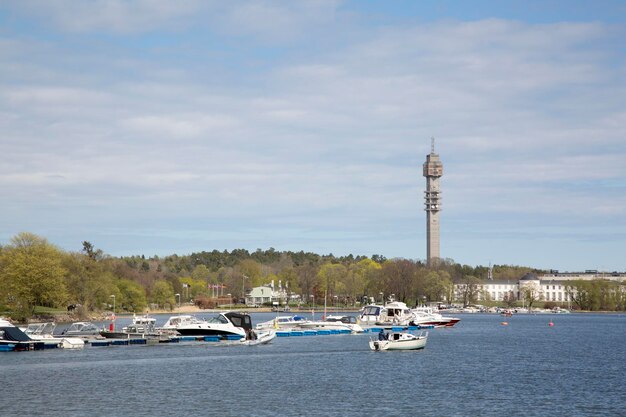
[1,313,625,417]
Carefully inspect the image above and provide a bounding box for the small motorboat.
[23,322,84,349]
[242,329,276,346]
[62,322,102,339]
[410,306,461,328]
[297,315,364,333]
[255,315,310,331]
[369,330,428,351]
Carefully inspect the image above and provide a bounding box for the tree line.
[1,232,623,321]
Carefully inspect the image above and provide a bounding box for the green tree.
[117,279,147,312]
[317,263,346,302]
[423,270,453,303]
[151,280,175,310]
[0,233,68,321]
[191,264,210,283]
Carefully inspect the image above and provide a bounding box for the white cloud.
[1,5,625,268]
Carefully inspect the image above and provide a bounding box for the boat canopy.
[224,312,252,331]
[362,306,381,315]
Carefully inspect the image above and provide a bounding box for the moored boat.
[410,306,461,328]
[23,322,84,349]
[256,315,310,331]
[242,329,276,345]
[175,312,249,340]
[61,322,102,339]
[298,315,364,333]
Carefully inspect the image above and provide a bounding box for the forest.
[1,232,622,321]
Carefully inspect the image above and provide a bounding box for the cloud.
[7,0,344,40]
[1,5,625,268]
[11,0,205,33]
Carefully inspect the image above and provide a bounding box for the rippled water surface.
[1,312,625,416]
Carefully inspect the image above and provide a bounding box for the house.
[245,280,288,306]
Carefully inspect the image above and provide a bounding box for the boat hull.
[175,328,245,338]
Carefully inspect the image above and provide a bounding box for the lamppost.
[227,293,232,310]
[110,294,116,331]
[242,275,248,305]
[379,292,384,305]
[175,293,180,308]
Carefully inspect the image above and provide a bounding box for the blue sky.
[1,1,625,272]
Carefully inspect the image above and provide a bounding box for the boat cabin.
[223,312,252,331]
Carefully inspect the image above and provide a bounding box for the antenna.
[431,136,435,153]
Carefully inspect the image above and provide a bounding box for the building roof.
[520,273,539,281]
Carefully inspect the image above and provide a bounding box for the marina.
[1,313,624,416]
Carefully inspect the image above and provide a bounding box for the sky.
[1,1,625,272]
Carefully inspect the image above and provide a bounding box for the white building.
[245,280,288,306]
[454,272,626,304]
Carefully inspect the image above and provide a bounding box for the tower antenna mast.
[431,136,435,153]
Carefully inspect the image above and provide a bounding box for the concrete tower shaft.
[423,139,443,265]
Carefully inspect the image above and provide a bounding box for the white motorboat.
[159,315,200,334]
[242,329,276,346]
[62,322,102,339]
[99,313,167,340]
[21,322,84,349]
[360,301,415,326]
[131,313,157,326]
[359,304,385,325]
[410,306,461,328]
[298,315,364,333]
[175,312,248,339]
[256,315,310,330]
[369,330,428,351]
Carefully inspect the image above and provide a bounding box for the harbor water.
[1,312,624,416]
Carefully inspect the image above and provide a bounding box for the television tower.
[423,137,443,265]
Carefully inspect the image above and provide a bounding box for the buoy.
[501,322,508,326]
[548,320,554,327]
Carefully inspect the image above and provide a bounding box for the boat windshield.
[207,315,229,324]
[362,306,380,315]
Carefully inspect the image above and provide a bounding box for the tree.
[0,233,68,321]
[317,263,346,302]
[82,241,104,261]
[503,290,517,307]
[460,275,482,307]
[297,263,318,305]
[342,260,372,306]
[380,259,416,303]
[422,270,453,303]
[151,280,175,310]
[520,282,543,310]
[63,252,111,314]
[278,267,299,305]
[117,279,147,312]
[191,264,210,283]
